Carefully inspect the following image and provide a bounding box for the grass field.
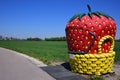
[0,41,120,64]
[0,41,68,64]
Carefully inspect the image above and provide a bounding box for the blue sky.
[0,0,120,39]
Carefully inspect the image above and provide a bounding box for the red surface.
[66,15,116,54]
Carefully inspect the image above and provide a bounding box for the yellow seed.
[84,25,86,28]
[106,49,108,52]
[91,26,94,29]
[80,41,83,43]
[106,26,108,29]
[76,20,78,23]
[101,21,105,24]
[88,41,90,44]
[110,25,112,27]
[82,35,84,37]
[94,50,97,53]
[82,46,85,49]
[73,34,75,36]
[75,29,77,32]
[86,31,89,34]
[98,36,100,39]
[82,20,84,22]
[85,46,88,49]
[72,24,74,26]
[91,36,94,39]
[80,29,82,32]
[102,30,104,33]
[85,37,88,40]
[112,34,114,37]
[93,32,96,34]
[99,25,102,28]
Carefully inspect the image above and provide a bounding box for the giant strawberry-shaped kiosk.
[65,5,116,75]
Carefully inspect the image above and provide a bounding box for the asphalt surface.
[41,65,89,80]
[0,47,56,80]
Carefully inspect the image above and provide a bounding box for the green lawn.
[0,41,68,64]
[114,41,120,62]
[0,40,120,64]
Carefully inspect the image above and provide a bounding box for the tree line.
[0,35,66,41]
[115,39,120,42]
[45,37,66,41]
[0,35,21,41]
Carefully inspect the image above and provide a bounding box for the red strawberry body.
[66,6,116,54]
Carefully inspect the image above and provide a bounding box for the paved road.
[0,47,56,80]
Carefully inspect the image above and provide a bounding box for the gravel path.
[0,47,55,80]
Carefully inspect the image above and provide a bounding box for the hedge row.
[45,37,66,41]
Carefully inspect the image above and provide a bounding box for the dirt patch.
[102,62,120,80]
[50,61,65,66]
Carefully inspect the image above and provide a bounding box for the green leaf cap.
[69,5,114,22]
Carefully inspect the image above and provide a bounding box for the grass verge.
[0,40,120,64]
[0,41,68,64]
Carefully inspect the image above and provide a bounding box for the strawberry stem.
[87,5,92,19]
[87,5,91,12]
